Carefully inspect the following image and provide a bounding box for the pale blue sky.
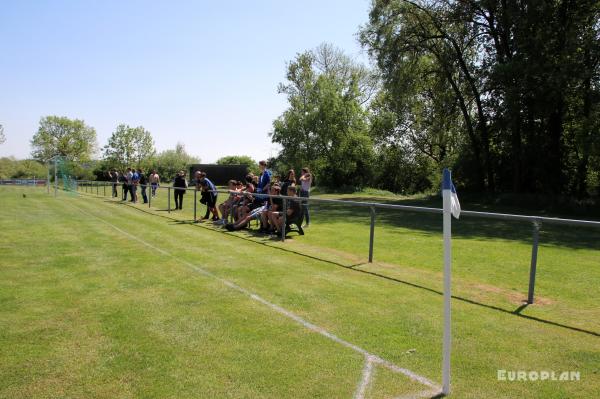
[0,0,372,162]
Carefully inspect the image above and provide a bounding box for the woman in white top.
[298,167,312,226]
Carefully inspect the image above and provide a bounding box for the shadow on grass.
[308,199,600,250]
[95,196,600,338]
[348,262,599,338]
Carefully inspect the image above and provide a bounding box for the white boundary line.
[71,203,442,398]
[354,355,375,399]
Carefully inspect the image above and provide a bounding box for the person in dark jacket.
[280,169,296,198]
[195,171,219,221]
[138,168,148,204]
[173,170,188,210]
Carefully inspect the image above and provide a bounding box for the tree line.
[271,0,599,198]
[4,0,598,197]
[15,116,198,181]
[2,115,259,181]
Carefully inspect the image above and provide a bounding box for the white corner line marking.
[354,355,375,399]
[72,204,440,394]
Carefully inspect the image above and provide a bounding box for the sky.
[0,0,372,163]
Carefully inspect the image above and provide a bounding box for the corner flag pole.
[442,168,454,396]
[54,158,58,197]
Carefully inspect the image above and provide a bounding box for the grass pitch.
[0,185,598,398]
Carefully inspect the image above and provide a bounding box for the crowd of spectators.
[106,161,312,235]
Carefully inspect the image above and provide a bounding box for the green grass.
[0,184,599,398]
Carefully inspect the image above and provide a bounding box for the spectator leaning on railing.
[195,171,219,222]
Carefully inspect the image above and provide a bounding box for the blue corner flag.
[442,169,461,219]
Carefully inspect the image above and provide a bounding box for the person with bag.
[195,171,219,221]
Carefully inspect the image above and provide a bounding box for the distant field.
[0,185,598,398]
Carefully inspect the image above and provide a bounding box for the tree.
[103,124,155,170]
[216,155,259,174]
[360,0,600,196]
[0,157,46,179]
[0,124,5,145]
[30,116,97,162]
[151,143,199,181]
[271,44,375,187]
[14,159,48,179]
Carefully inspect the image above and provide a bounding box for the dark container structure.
[188,164,249,185]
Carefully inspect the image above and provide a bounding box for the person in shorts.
[149,170,160,197]
[272,185,300,233]
[261,184,282,233]
[217,180,238,225]
[225,184,278,232]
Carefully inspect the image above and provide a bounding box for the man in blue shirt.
[256,160,271,194]
[131,169,140,203]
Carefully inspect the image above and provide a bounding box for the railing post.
[96,181,99,196]
[194,189,197,221]
[281,198,287,242]
[54,161,57,197]
[369,206,376,263]
[168,187,171,213]
[103,183,106,196]
[148,185,152,208]
[527,221,541,304]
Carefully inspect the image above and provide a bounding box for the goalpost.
[47,156,78,196]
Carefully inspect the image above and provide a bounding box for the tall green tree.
[361,0,600,196]
[0,157,48,179]
[271,44,375,187]
[151,143,199,181]
[30,116,97,162]
[103,124,155,170]
[361,0,493,190]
